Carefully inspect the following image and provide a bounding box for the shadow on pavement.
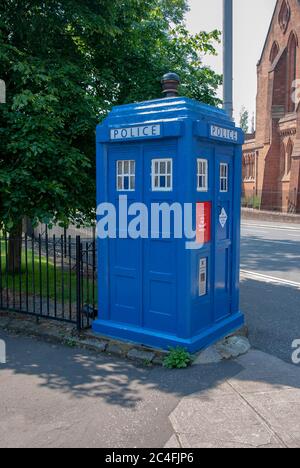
[1,321,300,410]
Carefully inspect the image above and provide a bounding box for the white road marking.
[241,238,295,246]
[242,223,300,232]
[240,270,300,289]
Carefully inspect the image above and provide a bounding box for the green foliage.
[242,195,262,210]
[0,0,221,231]
[163,346,193,369]
[239,106,249,134]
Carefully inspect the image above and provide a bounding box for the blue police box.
[93,74,245,353]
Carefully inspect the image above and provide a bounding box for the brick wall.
[242,0,300,213]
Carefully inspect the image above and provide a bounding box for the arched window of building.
[270,41,279,63]
[286,139,293,173]
[242,156,247,180]
[279,0,291,33]
[287,32,298,112]
[280,142,286,175]
[251,155,255,180]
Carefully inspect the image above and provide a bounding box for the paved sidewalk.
[1,330,300,448]
[166,350,300,448]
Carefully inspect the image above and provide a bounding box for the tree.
[239,106,249,134]
[0,0,222,270]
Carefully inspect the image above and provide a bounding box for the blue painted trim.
[92,312,244,354]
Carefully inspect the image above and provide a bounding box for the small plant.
[163,347,193,369]
[64,337,77,348]
[143,359,153,368]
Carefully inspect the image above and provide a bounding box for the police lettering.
[210,125,238,142]
[111,125,161,140]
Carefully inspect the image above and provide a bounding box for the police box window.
[197,159,208,192]
[152,159,173,191]
[220,163,229,193]
[117,160,135,191]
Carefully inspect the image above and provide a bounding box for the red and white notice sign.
[196,202,211,244]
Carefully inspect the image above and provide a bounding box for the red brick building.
[242,0,300,213]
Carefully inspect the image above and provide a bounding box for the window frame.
[116,160,136,192]
[220,163,229,193]
[151,158,173,192]
[197,158,209,192]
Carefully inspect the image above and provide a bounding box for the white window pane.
[124,161,129,174]
[117,160,135,191]
[152,159,172,191]
[197,159,208,191]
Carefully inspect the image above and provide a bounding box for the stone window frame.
[286,31,298,113]
[278,0,291,34]
[270,41,280,64]
[242,153,256,182]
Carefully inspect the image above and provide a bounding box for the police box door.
[108,144,142,326]
[214,152,233,321]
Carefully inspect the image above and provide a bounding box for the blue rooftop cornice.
[101,97,233,128]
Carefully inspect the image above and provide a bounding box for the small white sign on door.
[219,208,228,229]
[199,258,207,297]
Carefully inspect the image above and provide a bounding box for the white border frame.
[151,158,173,192]
[116,160,136,192]
[220,163,229,193]
[197,159,208,192]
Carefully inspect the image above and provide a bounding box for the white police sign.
[110,124,161,141]
[210,124,238,142]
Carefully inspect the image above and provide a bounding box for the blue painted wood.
[94,96,245,352]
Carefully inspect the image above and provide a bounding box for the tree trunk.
[8,222,23,274]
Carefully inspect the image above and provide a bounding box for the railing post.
[76,236,82,331]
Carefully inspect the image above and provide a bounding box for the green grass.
[242,195,262,210]
[0,244,96,304]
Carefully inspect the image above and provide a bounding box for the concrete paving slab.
[229,350,300,394]
[170,394,281,448]
[246,389,300,448]
[164,434,181,448]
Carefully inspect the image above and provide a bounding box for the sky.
[186,0,277,124]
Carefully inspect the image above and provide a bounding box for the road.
[240,220,300,363]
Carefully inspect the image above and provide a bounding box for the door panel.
[108,145,142,326]
[214,153,233,322]
[142,144,178,334]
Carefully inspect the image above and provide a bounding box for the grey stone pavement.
[1,329,300,448]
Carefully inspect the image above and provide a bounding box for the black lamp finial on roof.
[161,72,180,98]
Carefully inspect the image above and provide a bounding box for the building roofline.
[257,0,280,66]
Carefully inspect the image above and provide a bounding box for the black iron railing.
[0,233,97,330]
[242,188,299,214]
